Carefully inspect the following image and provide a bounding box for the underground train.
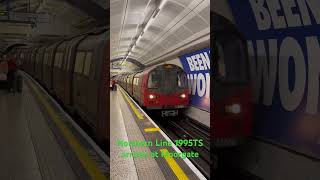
[117,64,189,116]
[212,12,253,147]
[11,28,110,150]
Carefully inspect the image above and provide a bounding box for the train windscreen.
[147,66,187,94]
[147,70,161,89]
[216,37,249,83]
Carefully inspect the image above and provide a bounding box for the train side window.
[58,53,62,67]
[148,71,160,89]
[59,53,65,69]
[54,53,60,67]
[43,53,47,65]
[74,52,86,73]
[43,55,46,65]
[49,53,53,67]
[133,77,139,85]
[45,53,49,66]
[66,51,72,71]
[36,54,40,63]
[55,53,60,67]
[83,52,92,76]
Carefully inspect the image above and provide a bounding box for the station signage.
[228,0,320,158]
[179,48,210,112]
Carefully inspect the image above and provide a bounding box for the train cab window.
[218,36,249,83]
[74,52,86,73]
[216,42,226,79]
[83,52,92,76]
[148,70,161,89]
[177,71,187,88]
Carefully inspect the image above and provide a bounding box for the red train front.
[212,12,253,147]
[118,64,189,115]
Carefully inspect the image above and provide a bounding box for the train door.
[212,12,253,147]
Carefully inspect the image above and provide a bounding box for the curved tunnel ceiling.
[111,0,210,65]
[111,57,145,68]
[0,0,108,52]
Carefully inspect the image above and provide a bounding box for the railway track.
[151,113,211,179]
[214,149,263,180]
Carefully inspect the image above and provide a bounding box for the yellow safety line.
[144,127,160,132]
[160,149,189,180]
[28,81,107,180]
[119,89,144,120]
[119,88,188,179]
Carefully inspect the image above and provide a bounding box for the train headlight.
[149,94,155,99]
[180,93,186,98]
[225,104,241,114]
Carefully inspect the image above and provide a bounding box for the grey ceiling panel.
[161,1,184,19]
[184,15,207,34]
[199,5,210,23]
[174,25,193,41]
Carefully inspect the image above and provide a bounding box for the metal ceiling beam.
[63,0,108,26]
[111,58,145,69]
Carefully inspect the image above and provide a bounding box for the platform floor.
[0,74,107,180]
[110,87,206,180]
[0,81,78,180]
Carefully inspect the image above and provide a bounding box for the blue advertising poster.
[228,0,320,158]
[179,48,210,112]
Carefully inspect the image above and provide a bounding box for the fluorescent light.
[143,19,153,32]
[159,0,168,10]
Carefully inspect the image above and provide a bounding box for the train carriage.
[72,29,109,143]
[118,64,189,114]
[30,47,40,77]
[13,28,110,149]
[34,46,48,82]
[62,35,89,107]
[52,39,72,102]
[212,12,253,147]
[43,41,63,92]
